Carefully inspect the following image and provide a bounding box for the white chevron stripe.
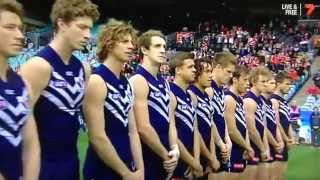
[197,110,211,127]
[148,100,169,122]
[212,102,223,115]
[106,103,128,127]
[237,109,246,122]
[107,83,132,104]
[266,114,277,124]
[150,92,169,111]
[197,108,211,121]
[0,94,29,117]
[0,111,28,131]
[42,91,77,116]
[178,109,194,123]
[149,83,170,101]
[235,113,246,128]
[236,105,246,120]
[106,83,120,94]
[0,127,22,146]
[197,96,207,103]
[48,82,83,107]
[176,97,189,106]
[176,112,194,131]
[197,103,212,117]
[279,109,290,121]
[105,99,128,118]
[255,116,265,126]
[52,70,85,94]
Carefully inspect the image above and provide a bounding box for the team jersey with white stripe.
[189,85,213,147]
[84,64,134,178]
[171,83,196,152]
[135,65,171,149]
[225,90,247,138]
[134,65,171,179]
[171,82,196,177]
[211,80,226,139]
[260,95,277,138]
[34,46,86,161]
[224,90,247,172]
[244,91,264,140]
[270,94,290,136]
[0,70,30,180]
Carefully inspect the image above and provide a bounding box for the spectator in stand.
[288,68,299,81]
[311,107,320,146]
[289,101,301,144]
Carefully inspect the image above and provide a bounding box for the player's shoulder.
[129,74,149,88]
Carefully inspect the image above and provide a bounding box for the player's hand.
[244,146,255,160]
[286,138,295,149]
[123,170,143,180]
[209,157,220,171]
[192,162,203,178]
[260,150,269,162]
[193,161,203,172]
[219,143,229,161]
[135,169,144,180]
[163,155,178,173]
[274,143,283,154]
[193,169,204,178]
[169,145,180,159]
[279,140,285,149]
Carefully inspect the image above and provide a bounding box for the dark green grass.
[286,145,320,180]
[77,133,320,180]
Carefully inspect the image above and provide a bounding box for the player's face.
[256,75,269,94]
[265,78,276,94]
[219,64,235,85]
[198,63,212,88]
[279,79,292,94]
[178,59,196,83]
[0,11,24,58]
[144,36,167,64]
[110,34,134,63]
[238,74,249,94]
[62,16,93,51]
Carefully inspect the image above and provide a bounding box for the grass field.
[77,133,320,180]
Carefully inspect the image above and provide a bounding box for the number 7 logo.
[305,4,315,16]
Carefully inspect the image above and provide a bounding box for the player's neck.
[0,55,9,81]
[49,36,74,65]
[250,87,261,96]
[174,76,189,92]
[261,93,271,99]
[194,82,205,93]
[212,76,222,87]
[141,58,159,78]
[103,55,124,79]
[274,89,283,97]
[230,85,239,96]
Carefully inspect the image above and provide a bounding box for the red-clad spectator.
[288,68,299,81]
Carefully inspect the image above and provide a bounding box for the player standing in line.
[129,30,179,180]
[82,19,144,180]
[19,0,99,179]
[260,74,284,180]
[0,1,40,179]
[243,66,270,180]
[224,65,255,180]
[271,72,295,180]
[206,52,235,180]
[169,52,203,179]
[188,57,220,179]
